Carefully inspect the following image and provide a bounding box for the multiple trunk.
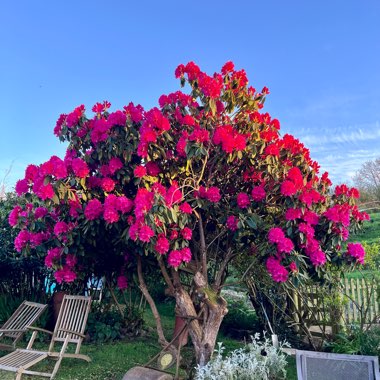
[137,255,228,366]
[173,275,228,366]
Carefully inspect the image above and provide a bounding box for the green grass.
[344,269,379,280]
[0,300,297,379]
[350,212,380,244]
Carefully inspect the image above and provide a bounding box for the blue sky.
[1,0,379,189]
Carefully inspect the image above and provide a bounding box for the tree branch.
[157,256,175,296]
[137,255,169,347]
[214,248,234,290]
[198,214,208,282]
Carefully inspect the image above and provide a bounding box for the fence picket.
[350,278,356,322]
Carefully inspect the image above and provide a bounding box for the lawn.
[0,301,297,379]
[350,212,380,245]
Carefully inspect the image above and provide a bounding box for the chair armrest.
[0,328,26,333]
[58,328,86,338]
[27,326,54,335]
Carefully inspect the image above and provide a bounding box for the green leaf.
[246,218,257,229]
[170,208,178,223]
[209,98,216,116]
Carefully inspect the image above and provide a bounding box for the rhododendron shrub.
[10,61,368,365]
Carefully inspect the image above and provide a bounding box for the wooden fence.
[341,277,379,324]
[294,278,379,332]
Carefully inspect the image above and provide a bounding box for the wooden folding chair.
[0,295,91,379]
[0,301,47,351]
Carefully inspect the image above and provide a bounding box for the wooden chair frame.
[0,295,92,379]
[0,301,47,351]
[296,349,380,380]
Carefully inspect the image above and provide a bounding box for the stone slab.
[122,366,174,380]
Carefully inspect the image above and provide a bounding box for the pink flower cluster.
[155,235,170,255]
[226,215,239,231]
[212,125,246,153]
[168,247,192,267]
[117,275,128,290]
[266,257,288,282]
[347,242,365,264]
[45,247,62,268]
[251,185,266,202]
[324,204,351,227]
[268,227,294,254]
[197,186,221,203]
[237,193,250,209]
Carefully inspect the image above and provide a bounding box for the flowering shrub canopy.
[10,61,369,285]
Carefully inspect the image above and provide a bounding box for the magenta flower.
[117,275,128,290]
[309,249,326,266]
[155,235,170,255]
[14,230,30,252]
[108,157,123,174]
[101,178,115,192]
[168,250,182,268]
[117,196,134,214]
[72,158,89,178]
[285,208,301,221]
[206,187,221,203]
[34,207,48,219]
[84,199,103,220]
[268,227,285,244]
[251,186,266,202]
[181,227,192,240]
[181,247,192,263]
[237,192,250,209]
[347,242,365,264]
[280,181,297,196]
[8,206,21,226]
[104,206,119,223]
[15,179,29,195]
[134,165,147,178]
[54,221,69,236]
[226,215,239,231]
[277,238,294,253]
[266,257,288,282]
[146,161,161,177]
[138,225,154,243]
[179,202,193,214]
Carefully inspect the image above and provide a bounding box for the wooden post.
[350,278,356,322]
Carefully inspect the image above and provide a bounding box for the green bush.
[363,241,380,270]
[220,291,259,338]
[86,301,144,343]
[86,305,124,343]
[326,324,380,358]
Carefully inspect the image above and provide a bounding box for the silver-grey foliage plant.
[195,333,289,380]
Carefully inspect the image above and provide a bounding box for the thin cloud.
[283,120,380,184]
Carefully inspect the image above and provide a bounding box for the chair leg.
[50,336,70,379]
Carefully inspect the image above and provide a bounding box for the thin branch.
[106,279,124,317]
[137,255,169,347]
[198,214,208,282]
[157,256,175,295]
[206,229,227,250]
[214,248,233,290]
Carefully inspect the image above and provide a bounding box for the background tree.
[9,61,368,366]
[353,157,380,207]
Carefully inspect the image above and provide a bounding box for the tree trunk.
[174,284,228,366]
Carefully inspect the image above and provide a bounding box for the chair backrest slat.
[0,301,47,346]
[50,295,91,350]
